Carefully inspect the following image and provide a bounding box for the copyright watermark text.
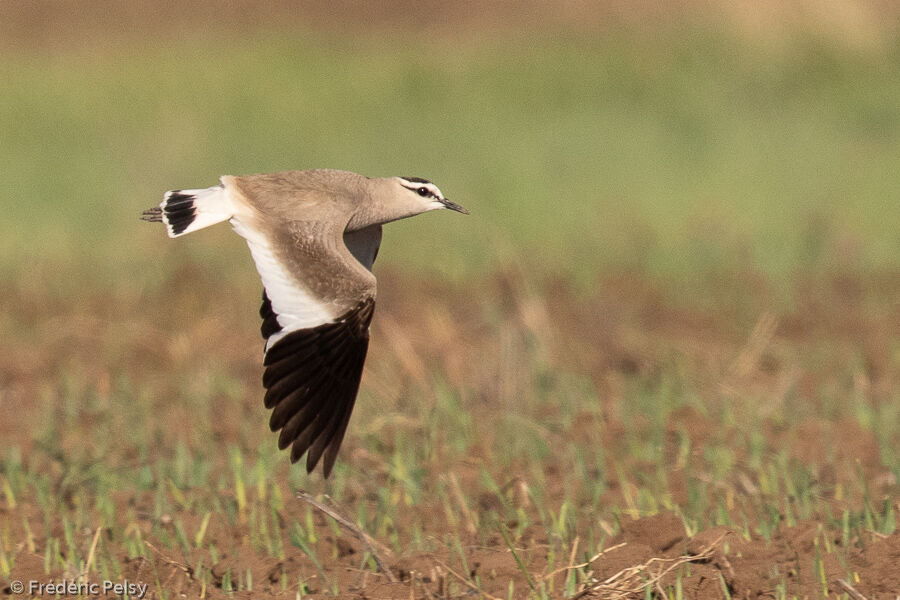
[9,579,148,598]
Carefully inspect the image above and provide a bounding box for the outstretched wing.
[262,298,375,477]
[230,215,380,477]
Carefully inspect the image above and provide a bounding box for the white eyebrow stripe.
[398,179,444,199]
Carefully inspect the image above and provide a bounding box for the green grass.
[2,258,898,596]
[0,28,898,287]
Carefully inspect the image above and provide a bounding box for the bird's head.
[395,177,469,215]
[348,175,469,231]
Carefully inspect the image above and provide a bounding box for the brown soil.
[5,499,900,599]
[1,264,899,598]
[1,0,899,51]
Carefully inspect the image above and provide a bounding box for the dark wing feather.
[259,290,282,340]
[260,297,375,477]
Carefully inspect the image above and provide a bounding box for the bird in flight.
[142,169,468,477]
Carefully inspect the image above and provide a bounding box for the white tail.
[156,185,234,238]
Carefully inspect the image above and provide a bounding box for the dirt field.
[2,264,898,599]
[1,0,898,48]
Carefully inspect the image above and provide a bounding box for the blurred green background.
[1,1,898,290]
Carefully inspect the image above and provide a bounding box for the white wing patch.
[343,224,382,272]
[230,218,336,351]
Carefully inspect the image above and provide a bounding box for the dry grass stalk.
[837,578,870,600]
[143,539,194,589]
[81,527,103,579]
[726,312,778,381]
[295,490,397,582]
[542,541,627,583]
[575,533,729,599]
[433,558,503,600]
[444,472,478,534]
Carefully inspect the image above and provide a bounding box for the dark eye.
[417,187,430,197]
